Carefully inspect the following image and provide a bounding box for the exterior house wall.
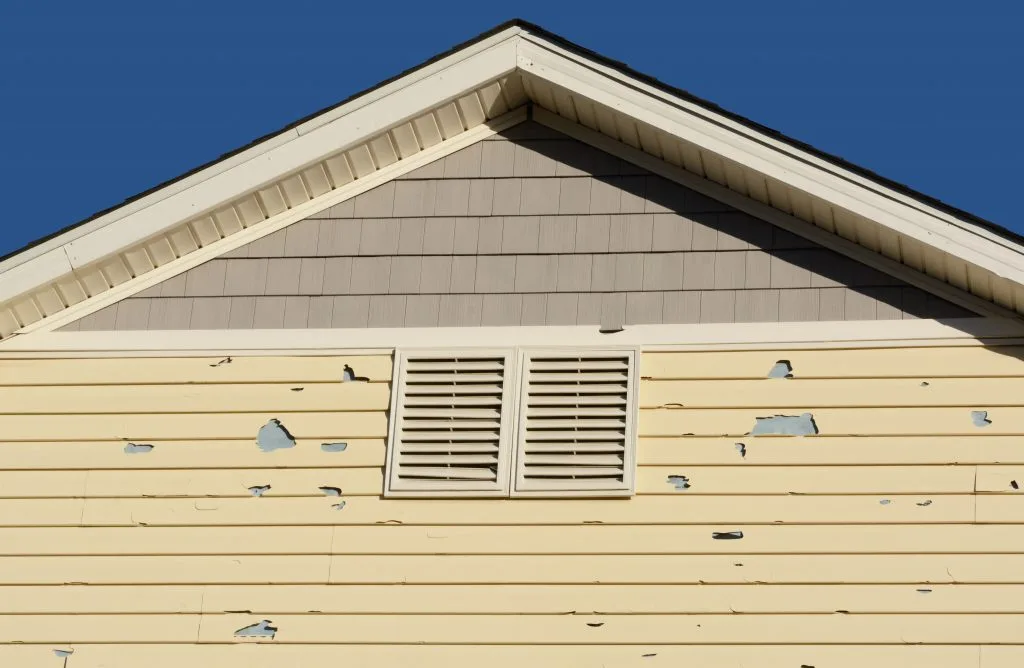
[60,122,970,332]
[1,344,1023,666]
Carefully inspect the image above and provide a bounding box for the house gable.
[60,123,970,331]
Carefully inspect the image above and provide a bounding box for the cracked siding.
[0,344,1023,665]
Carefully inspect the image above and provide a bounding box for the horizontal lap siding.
[0,346,1021,667]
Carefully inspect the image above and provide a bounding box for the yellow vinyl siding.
[0,347,1022,666]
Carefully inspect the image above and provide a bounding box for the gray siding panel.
[72,121,974,331]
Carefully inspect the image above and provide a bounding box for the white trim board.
[2,318,1021,356]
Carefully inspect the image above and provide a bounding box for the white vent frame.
[511,348,639,498]
[384,349,518,498]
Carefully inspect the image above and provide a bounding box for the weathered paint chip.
[257,419,296,452]
[319,486,343,496]
[321,442,348,452]
[766,360,793,379]
[712,531,744,540]
[248,485,271,497]
[234,619,278,639]
[749,413,818,436]
[971,410,992,427]
[666,475,691,490]
[123,443,154,454]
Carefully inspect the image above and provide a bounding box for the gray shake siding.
[64,122,971,331]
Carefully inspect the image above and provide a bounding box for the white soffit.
[2,21,1023,340]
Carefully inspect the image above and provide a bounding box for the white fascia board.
[0,29,521,303]
[2,318,1022,356]
[518,29,1022,256]
[516,35,1024,286]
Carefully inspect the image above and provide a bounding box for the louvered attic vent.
[513,351,637,497]
[385,351,516,497]
[385,348,639,498]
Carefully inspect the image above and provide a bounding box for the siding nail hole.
[767,360,793,379]
[247,485,271,497]
[123,443,154,454]
[234,619,277,639]
[342,364,369,382]
[666,475,691,490]
[712,531,744,540]
[319,486,342,496]
[1011,480,1019,490]
[321,442,348,453]
[971,410,992,427]
[257,419,296,452]
[916,500,932,506]
[735,443,746,458]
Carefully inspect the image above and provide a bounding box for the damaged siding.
[61,122,970,331]
[2,345,1024,666]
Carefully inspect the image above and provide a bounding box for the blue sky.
[1,1,1020,257]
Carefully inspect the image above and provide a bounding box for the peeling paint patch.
[257,419,296,452]
[123,443,154,454]
[749,413,817,436]
[321,442,348,453]
[916,500,933,507]
[342,364,369,382]
[319,486,342,496]
[971,410,992,427]
[767,360,793,379]
[735,442,747,458]
[209,357,232,367]
[331,501,347,511]
[248,485,271,497]
[712,531,744,540]
[666,475,691,490]
[234,620,278,639]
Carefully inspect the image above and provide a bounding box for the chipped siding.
[1,346,1024,666]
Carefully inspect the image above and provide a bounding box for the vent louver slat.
[514,351,637,496]
[386,352,514,496]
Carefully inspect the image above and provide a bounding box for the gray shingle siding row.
[64,122,971,331]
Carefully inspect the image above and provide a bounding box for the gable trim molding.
[530,108,1010,320]
[3,21,1024,341]
[15,109,527,337]
[2,318,1022,357]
